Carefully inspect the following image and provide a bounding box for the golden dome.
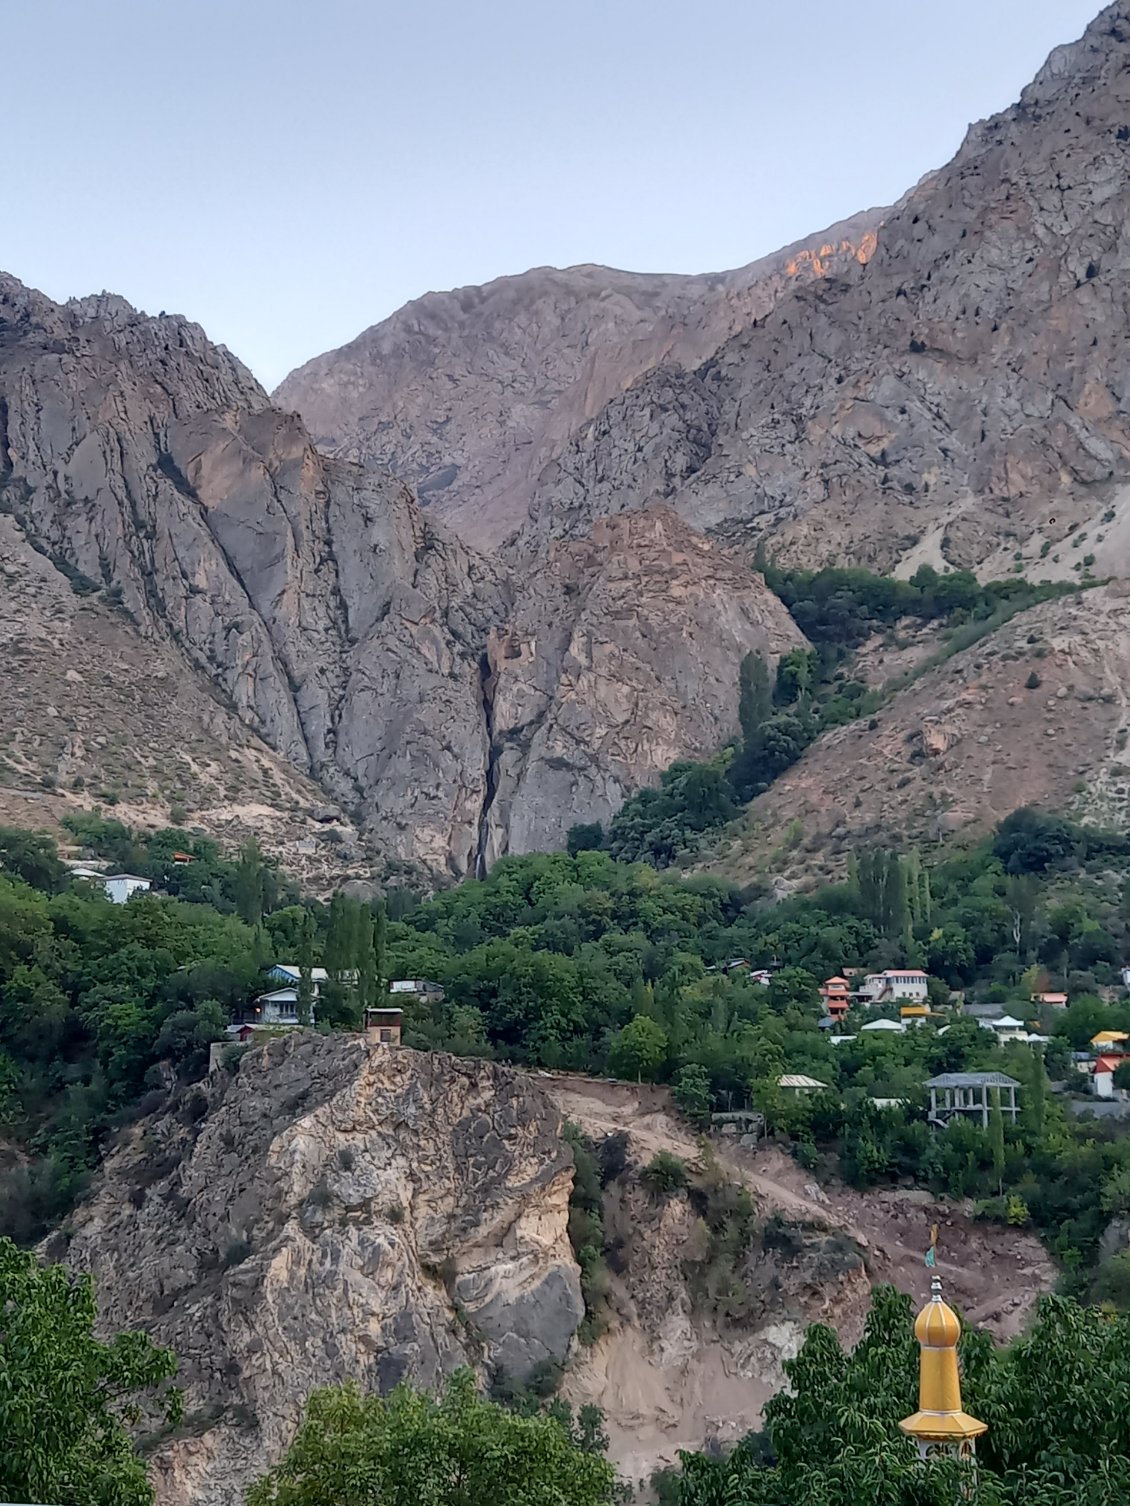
[914,1293,962,1348]
[900,1277,987,1447]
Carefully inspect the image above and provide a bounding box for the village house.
[857,969,929,1005]
[985,1014,1030,1044]
[925,1071,1020,1128]
[103,874,152,905]
[1032,991,1068,1008]
[365,1006,403,1045]
[777,1074,828,1094]
[389,979,446,1002]
[1091,1053,1125,1100]
[819,975,852,1020]
[1091,1030,1130,1052]
[899,1004,937,1029]
[859,1018,907,1035]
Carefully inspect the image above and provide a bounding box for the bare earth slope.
[273,216,878,551]
[707,582,1130,888]
[52,1040,1051,1504]
[522,4,1130,576]
[1,277,799,876]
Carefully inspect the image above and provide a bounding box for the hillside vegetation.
[6,805,1130,1299]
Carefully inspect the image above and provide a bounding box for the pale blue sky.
[5,0,1101,388]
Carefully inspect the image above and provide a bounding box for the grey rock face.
[53,1038,582,1506]
[1,276,800,874]
[483,509,806,862]
[273,218,880,552]
[521,4,1130,576]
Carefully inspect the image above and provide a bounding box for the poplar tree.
[297,911,316,1026]
[234,838,266,926]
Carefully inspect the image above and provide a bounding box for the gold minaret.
[899,1276,987,1465]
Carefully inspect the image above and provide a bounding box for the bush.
[1026,670,1041,689]
[642,1152,688,1197]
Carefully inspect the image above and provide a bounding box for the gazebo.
[925,1071,1019,1128]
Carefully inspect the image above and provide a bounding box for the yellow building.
[900,1277,986,1466]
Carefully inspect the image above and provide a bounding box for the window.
[379,1029,393,1042]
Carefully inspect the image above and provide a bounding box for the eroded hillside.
[52,1038,1053,1503]
[707,582,1130,888]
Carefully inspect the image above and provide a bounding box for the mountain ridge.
[273,211,881,551]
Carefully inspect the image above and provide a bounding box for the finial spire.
[900,1247,986,1465]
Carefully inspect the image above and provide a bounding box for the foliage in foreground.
[0,1238,179,1506]
[246,1368,616,1506]
[672,1285,1130,1505]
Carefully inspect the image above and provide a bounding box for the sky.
[5,0,1102,389]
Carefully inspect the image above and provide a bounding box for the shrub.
[642,1152,688,1197]
[1026,670,1041,689]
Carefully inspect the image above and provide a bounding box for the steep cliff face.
[0,274,507,875]
[54,1046,1053,1504]
[3,275,800,874]
[53,1039,583,1506]
[273,217,879,552]
[521,4,1130,574]
[481,509,806,862]
[0,511,369,890]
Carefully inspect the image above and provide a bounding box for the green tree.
[672,1063,714,1127]
[233,837,267,926]
[297,910,316,1026]
[607,1015,668,1082]
[0,828,66,894]
[0,1240,180,1506]
[246,1369,616,1506]
[738,651,773,747]
[988,1089,1005,1194]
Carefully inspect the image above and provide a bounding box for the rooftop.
[925,1072,1021,1089]
[778,1074,828,1090]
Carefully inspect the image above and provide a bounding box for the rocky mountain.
[520,3,1130,576]
[0,511,368,891]
[51,1037,1052,1505]
[0,276,798,877]
[273,217,879,552]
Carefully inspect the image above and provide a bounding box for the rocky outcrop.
[52,1038,583,1506]
[481,509,805,862]
[273,218,879,551]
[53,1046,1056,1503]
[520,4,1130,575]
[2,276,799,875]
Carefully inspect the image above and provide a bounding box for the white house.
[103,874,152,905]
[860,1018,907,1035]
[857,970,929,1005]
[1092,1054,1123,1099]
[988,1014,1030,1044]
[1122,966,1130,990]
[266,964,331,990]
[389,979,446,1002]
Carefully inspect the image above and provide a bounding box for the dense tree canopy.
[246,1370,616,1506]
[671,1287,1130,1505]
[0,1239,179,1506]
